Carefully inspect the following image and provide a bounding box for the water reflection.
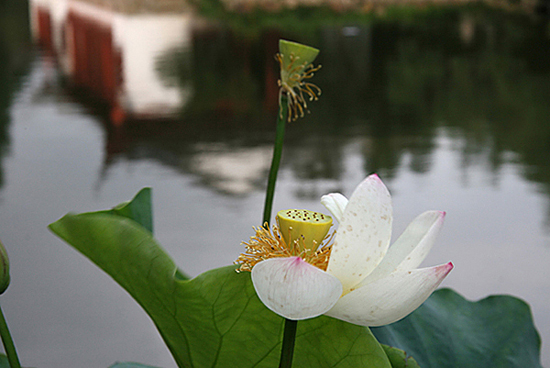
[0,0,32,189]
[28,1,550,204]
[31,0,194,123]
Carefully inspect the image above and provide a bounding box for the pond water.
[1,1,550,367]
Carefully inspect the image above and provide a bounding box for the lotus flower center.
[235,209,334,273]
[277,209,332,257]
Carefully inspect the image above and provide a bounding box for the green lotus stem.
[0,304,21,368]
[278,318,298,368]
[262,95,296,367]
[262,95,288,226]
[265,40,320,368]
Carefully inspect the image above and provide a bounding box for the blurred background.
[0,0,549,366]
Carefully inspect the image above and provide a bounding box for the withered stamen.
[276,52,322,122]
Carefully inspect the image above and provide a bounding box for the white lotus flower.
[236,174,453,327]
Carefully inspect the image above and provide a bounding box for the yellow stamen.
[235,211,334,273]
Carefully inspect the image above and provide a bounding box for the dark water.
[1,1,549,367]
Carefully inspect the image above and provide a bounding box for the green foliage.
[49,191,391,368]
[381,345,420,368]
[0,354,8,368]
[49,189,543,368]
[372,289,542,368]
[0,239,9,294]
[109,188,154,234]
[109,363,161,368]
[193,0,458,39]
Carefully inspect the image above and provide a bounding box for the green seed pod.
[278,39,320,86]
[276,39,322,122]
[0,239,10,294]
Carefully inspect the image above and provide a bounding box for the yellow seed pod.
[276,209,332,256]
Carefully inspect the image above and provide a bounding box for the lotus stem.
[263,95,288,225]
[278,318,298,368]
[0,304,21,368]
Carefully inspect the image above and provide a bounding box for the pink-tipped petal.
[251,257,343,320]
[320,193,349,223]
[359,211,446,284]
[395,211,446,271]
[325,262,453,327]
[327,174,393,292]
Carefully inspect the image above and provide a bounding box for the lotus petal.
[251,257,343,320]
[326,262,453,326]
[327,174,393,292]
[320,193,348,223]
[360,211,446,284]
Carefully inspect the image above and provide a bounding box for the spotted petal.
[325,262,453,327]
[360,211,446,285]
[327,174,393,293]
[251,257,343,320]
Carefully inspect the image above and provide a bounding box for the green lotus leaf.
[108,363,161,368]
[381,345,420,368]
[372,289,542,368]
[49,190,390,368]
[0,355,9,368]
